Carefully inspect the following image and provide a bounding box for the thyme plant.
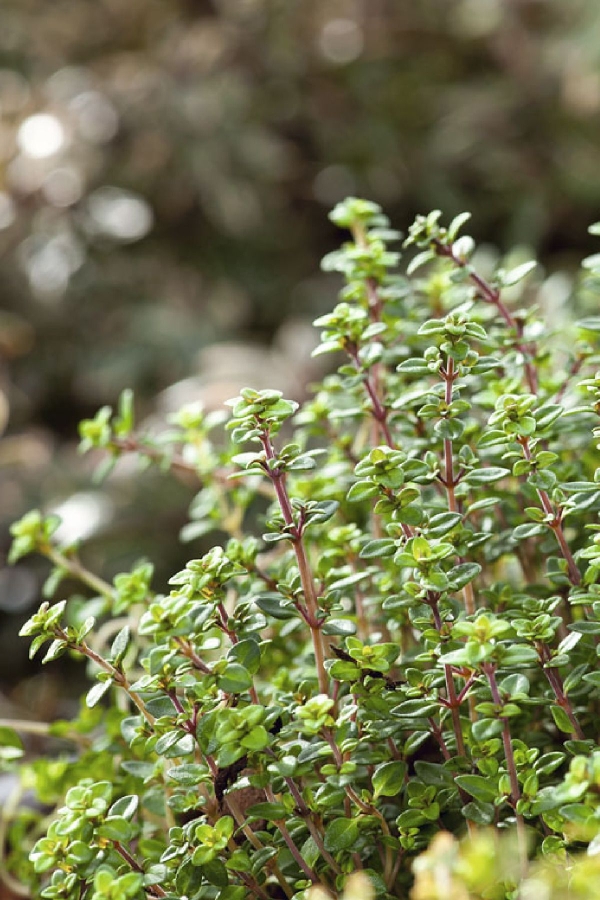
[5,199,600,899]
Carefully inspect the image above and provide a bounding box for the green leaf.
[406,250,435,275]
[110,626,130,666]
[329,659,360,682]
[41,639,68,665]
[471,718,503,742]
[427,512,462,536]
[228,640,261,675]
[240,725,269,751]
[109,795,139,819]
[347,481,379,503]
[448,211,472,239]
[581,257,600,272]
[513,522,546,539]
[534,753,565,776]
[464,467,510,485]
[155,730,188,755]
[202,859,228,887]
[218,663,253,694]
[448,563,481,590]
[0,727,23,761]
[167,764,208,786]
[246,802,287,821]
[86,679,113,708]
[321,618,356,636]
[576,316,600,331]
[97,816,133,842]
[454,774,498,803]
[360,539,396,559]
[392,699,439,718]
[372,761,407,798]
[413,762,454,786]
[324,817,360,853]
[254,593,295,620]
[502,260,537,286]
[219,888,246,900]
[397,357,429,373]
[500,645,538,666]
[551,705,575,734]
[477,429,508,448]
[461,801,495,825]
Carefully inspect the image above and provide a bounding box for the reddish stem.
[484,663,527,864]
[260,434,329,695]
[519,438,581,585]
[434,241,538,395]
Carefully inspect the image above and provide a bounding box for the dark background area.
[1,0,600,713]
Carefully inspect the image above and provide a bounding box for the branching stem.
[519,438,581,585]
[484,663,527,868]
[434,240,538,395]
[260,433,329,695]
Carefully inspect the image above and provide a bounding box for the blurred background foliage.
[1,0,600,704]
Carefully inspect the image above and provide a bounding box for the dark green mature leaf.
[218,663,253,693]
[360,539,396,558]
[254,593,295,620]
[454,775,498,803]
[246,802,287,821]
[97,816,134,842]
[324,818,360,853]
[228,640,261,675]
[202,860,229,887]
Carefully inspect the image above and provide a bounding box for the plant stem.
[224,795,292,898]
[174,637,211,674]
[536,643,585,739]
[112,842,167,898]
[347,345,394,447]
[278,774,342,874]
[441,355,475,615]
[58,629,155,726]
[484,663,527,866]
[519,438,581,585]
[434,240,538,395]
[444,666,467,759]
[260,433,329,695]
[43,546,115,602]
[0,718,52,736]
[427,717,451,761]
[111,436,274,500]
[343,783,394,885]
[428,594,468,760]
[263,787,321,886]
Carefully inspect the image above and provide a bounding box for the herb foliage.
[5,200,600,899]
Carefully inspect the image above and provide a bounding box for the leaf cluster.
[6,201,600,899]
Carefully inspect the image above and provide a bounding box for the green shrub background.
[2,0,600,697]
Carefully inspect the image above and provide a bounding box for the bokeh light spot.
[17,113,66,159]
[318,19,363,65]
[87,186,153,242]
